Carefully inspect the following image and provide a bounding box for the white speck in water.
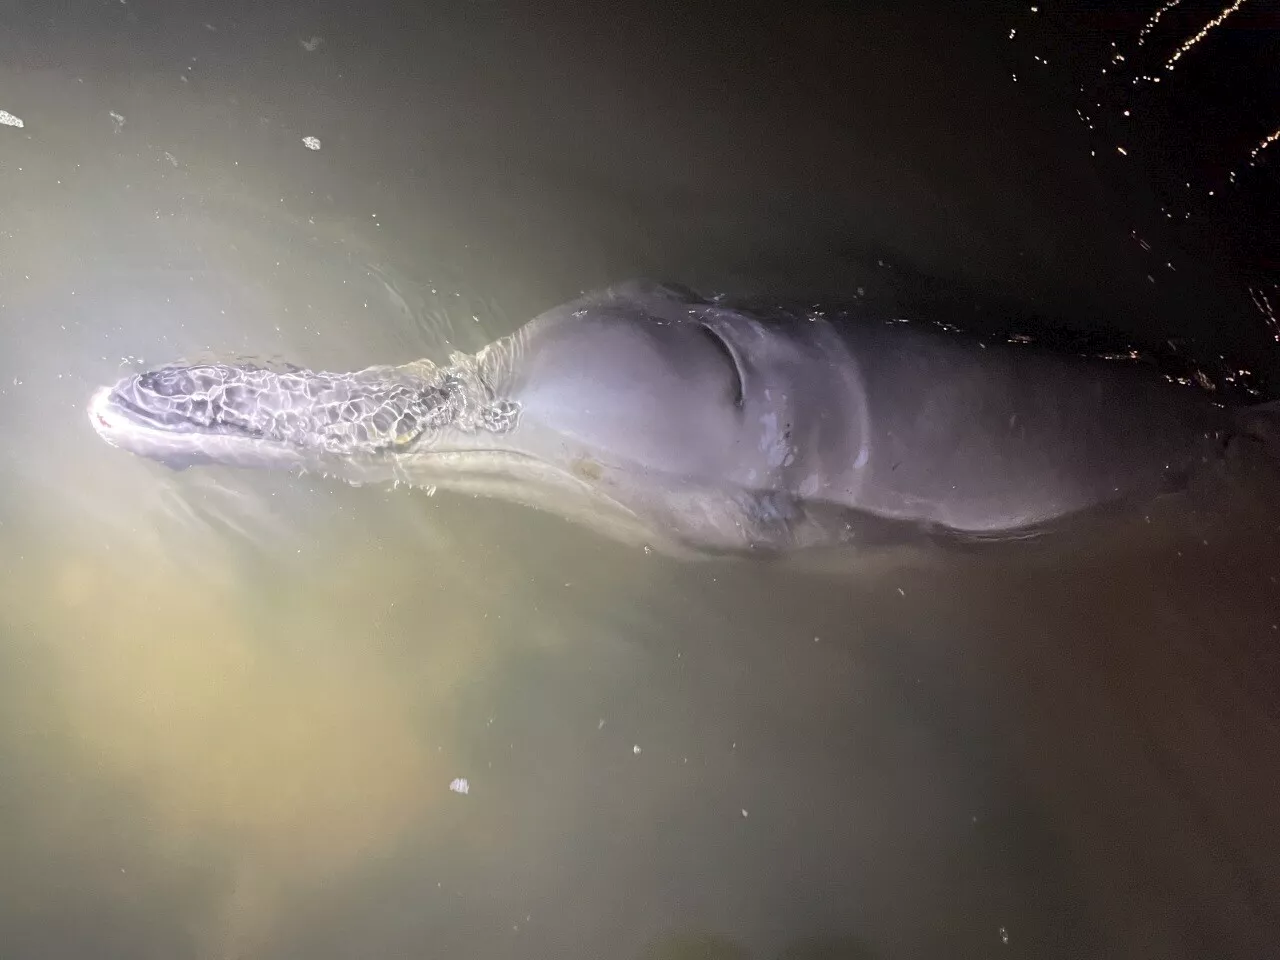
[598,718,606,730]
[897,587,906,596]
[632,744,642,755]
[999,926,1009,945]
[0,109,24,128]
[448,778,469,795]
[302,136,321,150]
[741,809,749,817]
[300,35,324,51]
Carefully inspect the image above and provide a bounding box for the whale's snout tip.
[88,385,122,445]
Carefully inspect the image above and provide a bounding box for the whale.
[87,279,1275,556]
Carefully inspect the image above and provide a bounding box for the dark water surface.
[1,2,1278,958]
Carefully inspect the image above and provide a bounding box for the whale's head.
[84,281,847,555]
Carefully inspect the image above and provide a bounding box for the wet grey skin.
[89,279,1268,556]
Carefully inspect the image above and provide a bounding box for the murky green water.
[1,3,1278,958]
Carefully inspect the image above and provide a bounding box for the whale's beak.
[88,386,122,447]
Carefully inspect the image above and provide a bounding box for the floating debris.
[0,109,23,128]
[300,35,324,52]
[448,777,470,795]
[632,744,642,755]
[109,110,125,133]
[302,135,321,150]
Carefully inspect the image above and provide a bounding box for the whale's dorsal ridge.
[604,278,708,307]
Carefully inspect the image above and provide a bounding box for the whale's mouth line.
[104,389,265,437]
[93,388,276,461]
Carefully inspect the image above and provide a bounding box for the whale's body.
[89,280,1245,555]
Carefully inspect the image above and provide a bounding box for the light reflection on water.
[1,4,1279,959]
